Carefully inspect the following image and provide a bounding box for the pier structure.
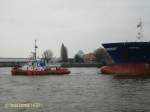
[0,58,28,67]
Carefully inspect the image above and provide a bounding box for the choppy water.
[0,67,150,112]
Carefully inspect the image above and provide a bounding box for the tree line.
[34,43,112,65]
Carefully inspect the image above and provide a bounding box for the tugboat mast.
[34,39,38,60]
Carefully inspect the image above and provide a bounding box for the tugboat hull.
[11,69,70,75]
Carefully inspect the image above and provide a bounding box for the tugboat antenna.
[34,39,38,60]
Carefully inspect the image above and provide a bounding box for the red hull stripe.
[101,64,150,75]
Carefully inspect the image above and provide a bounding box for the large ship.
[103,42,150,64]
[101,20,150,75]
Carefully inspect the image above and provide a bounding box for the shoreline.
[0,63,103,68]
[61,63,102,68]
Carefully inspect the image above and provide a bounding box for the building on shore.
[83,53,96,63]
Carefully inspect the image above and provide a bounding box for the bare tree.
[94,48,113,65]
[77,50,84,58]
[42,49,53,63]
[28,52,35,60]
[74,50,84,63]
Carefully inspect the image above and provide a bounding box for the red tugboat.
[101,20,150,76]
[11,66,70,75]
[11,40,70,75]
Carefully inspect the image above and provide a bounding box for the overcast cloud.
[0,0,150,58]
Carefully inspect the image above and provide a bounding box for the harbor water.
[0,67,150,112]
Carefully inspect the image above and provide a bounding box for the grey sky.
[0,0,150,58]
